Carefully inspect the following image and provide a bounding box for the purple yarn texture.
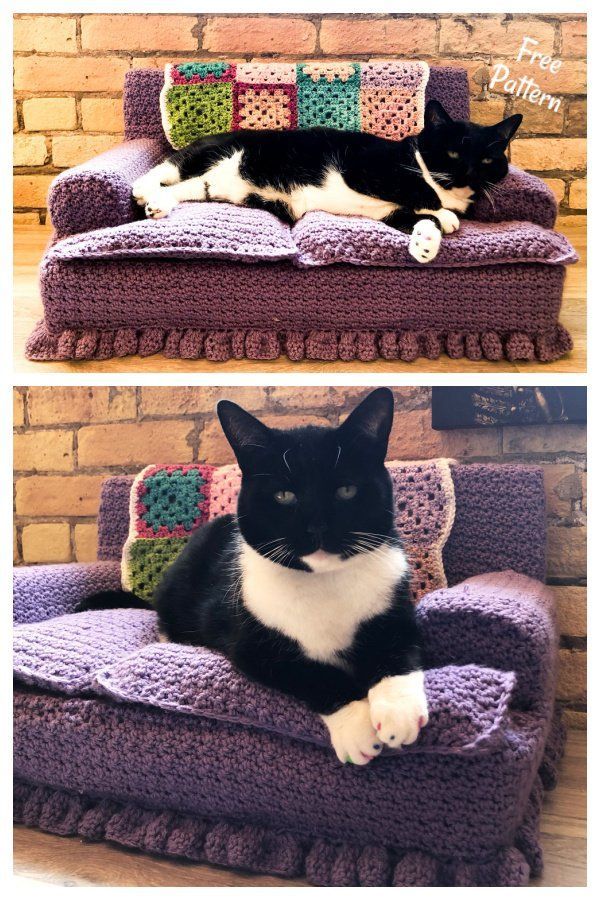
[28,65,575,364]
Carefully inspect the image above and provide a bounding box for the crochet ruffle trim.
[26,321,573,363]
[14,709,567,887]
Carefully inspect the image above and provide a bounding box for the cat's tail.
[75,590,153,613]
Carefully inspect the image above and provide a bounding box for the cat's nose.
[307,522,327,536]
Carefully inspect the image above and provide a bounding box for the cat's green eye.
[447,150,459,159]
[482,158,493,164]
[274,490,297,505]
[336,484,358,500]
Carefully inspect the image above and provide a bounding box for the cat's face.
[217,389,395,572]
[418,100,522,191]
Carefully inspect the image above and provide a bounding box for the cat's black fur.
[153,100,521,231]
[79,389,423,716]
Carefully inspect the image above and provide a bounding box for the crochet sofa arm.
[48,138,167,238]
[417,570,557,710]
[13,561,122,625]
[470,165,557,229]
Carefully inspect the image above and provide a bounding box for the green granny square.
[165,83,234,148]
[126,537,188,603]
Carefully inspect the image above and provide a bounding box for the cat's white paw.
[144,190,177,220]
[368,672,429,749]
[436,208,460,235]
[321,699,383,765]
[132,174,158,207]
[408,219,441,263]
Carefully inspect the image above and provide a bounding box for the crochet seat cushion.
[13,607,515,759]
[293,215,578,269]
[44,203,297,264]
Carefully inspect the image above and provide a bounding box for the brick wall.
[13,385,586,726]
[13,12,586,223]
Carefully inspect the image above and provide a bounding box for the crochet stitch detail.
[160,60,429,148]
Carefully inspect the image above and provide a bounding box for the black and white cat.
[132,100,521,263]
[79,389,428,766]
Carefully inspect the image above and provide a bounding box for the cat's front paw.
[368,672,429,749]
[144,190,177,220]
[436,208,460,235]
[408,219,441,263]
[321,699,383,765]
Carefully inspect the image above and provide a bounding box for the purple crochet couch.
[14,463,566,886]
[26,65,578,364]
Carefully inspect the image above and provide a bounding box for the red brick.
[13,390,25,427]
[14,56,130,93]
[489,59,586,95]
[440,17,555,57]
[510,138,586,172]
[77,421,194,467]
[14,15,77,53]
[513,98,564,134]
[22,523,72,564]
[569,179,586,210]
[203,17,316,55]
[388,409,499,460]
[552,585,586,638]
[15,475,105,517]
[320,17,436,56]
[561,18,587,57]
[543,464,581,517]
[74,524,98,563]
[52,134,118,169]
[557,649,586,701]
[502,424,586,454]
[80,98,124,134]
[546,524,586,578]
[81,14,197,52]
[28,387,136,426]
[13,135,48,167]
[13,175,54,208]
[14,430,74,473]
[140,387,265,417]
[23,98,78,132]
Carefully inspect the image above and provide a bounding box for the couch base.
[14,709,566,887]
[26,320,573,364]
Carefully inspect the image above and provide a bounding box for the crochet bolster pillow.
[160,60,430,148]
[121,459,456,606]
[13,608,515,757]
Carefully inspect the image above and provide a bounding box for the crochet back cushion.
[121,459,456,605]
[160,60,430,149]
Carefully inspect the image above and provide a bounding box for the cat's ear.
[217,400,274,471]
[487,114,523,150]
[338,388,394,463]
[424,99,453,129]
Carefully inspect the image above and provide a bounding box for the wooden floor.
[13,729,586,887]
[13,218,586,374]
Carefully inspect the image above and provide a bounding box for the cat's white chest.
[239,542,408,664]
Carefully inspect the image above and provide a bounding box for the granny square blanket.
[121,459,455,604]
[160,60,430,149]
